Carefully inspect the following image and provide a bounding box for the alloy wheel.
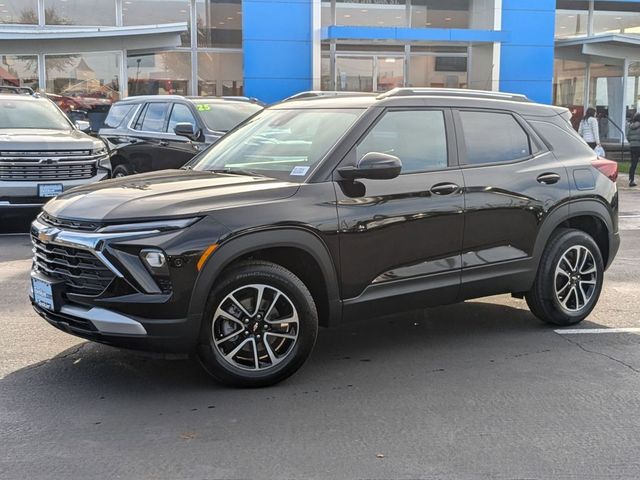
[212,284,299,371]
[554,245,598,312]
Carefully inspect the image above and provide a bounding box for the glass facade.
[0,55,39,90]
[326,44,471,93]
[592,1,640,35]
[44,0,117,26]
[196,0,242,48]
[127,52,191,96]
[197,51,243,95]
[554,1,640,143]
[0,0,243,101]
[122,0,191,46]
[0,0,38,24]
[45,53,121,118]
[324,0,488,29]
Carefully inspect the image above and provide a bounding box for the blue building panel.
[243,0,313,103]
[500,0,556,104]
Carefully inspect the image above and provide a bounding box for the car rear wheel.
[526,228,604,326]
[197,261,318,387]
[112,163,133,178]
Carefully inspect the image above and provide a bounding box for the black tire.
[526,228,604,326]
[197,260,318,387]
[112,163,134,178]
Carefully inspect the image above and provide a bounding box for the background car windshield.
[0,99,71,130]
[191,108,362,180]
[194,101,263,132]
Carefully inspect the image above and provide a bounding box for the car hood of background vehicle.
[43,169,301,222]
[0,129,96,151]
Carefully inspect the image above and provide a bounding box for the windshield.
[0,98,72,130]
[189,108,363,181]
[194,101,263,132]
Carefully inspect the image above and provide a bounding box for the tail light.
[592,158,618,182]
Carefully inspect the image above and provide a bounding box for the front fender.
[187,227,342,326]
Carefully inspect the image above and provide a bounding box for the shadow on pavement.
[1,299,605,396]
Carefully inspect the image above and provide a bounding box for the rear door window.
[458,111,531,165]
[134,102,169,132]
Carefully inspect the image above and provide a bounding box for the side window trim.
[132,103,148,131]
[452,108,540,168]
[336,107,459,176]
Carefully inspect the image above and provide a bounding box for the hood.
[43,169,300,222]
[0,129,99,152]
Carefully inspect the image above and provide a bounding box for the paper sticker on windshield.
[196,104,211,111]
[290,166,310,176]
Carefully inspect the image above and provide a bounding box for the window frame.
[452,108,547,168]
[336,106,459,177]
[132,101,170,134]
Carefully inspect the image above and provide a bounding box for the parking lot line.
[555,328,640,334]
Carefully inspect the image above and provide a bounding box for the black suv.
[30,88,620,387]
[99,96,263,177]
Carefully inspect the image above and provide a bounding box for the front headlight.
[97,217,202,233]
[93,144,111,170]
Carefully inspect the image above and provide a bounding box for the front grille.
[40,212,101,232]
[0,150,92,157]
[32,236,115,296]
[0,162,97,181]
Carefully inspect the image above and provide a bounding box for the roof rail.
[377,87,531,103]
[0,85,36,96]
[283,91,376,102]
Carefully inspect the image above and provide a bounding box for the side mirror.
[174,122,200,141]
[75,120,91,133]
[338,152,402,181]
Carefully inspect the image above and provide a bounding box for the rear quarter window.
[104,103,137,128]
[529,120,594,158]
[458,110,531,165]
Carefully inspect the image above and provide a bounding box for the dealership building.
[1,0,640,142]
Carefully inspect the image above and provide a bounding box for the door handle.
[159,140,169,147]
[537,172,561,185]
[430,182,460,195]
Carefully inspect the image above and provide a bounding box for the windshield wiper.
[204,168,268,178]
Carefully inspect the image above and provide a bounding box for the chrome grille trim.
[0,150,92,157]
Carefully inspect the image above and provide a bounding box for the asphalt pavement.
[1,185,640,479]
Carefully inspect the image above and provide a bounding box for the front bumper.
[0,169,109,208]
[31,300,199,352]
[29,214,229,352]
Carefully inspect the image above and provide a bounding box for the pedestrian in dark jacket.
[626,112,640,187]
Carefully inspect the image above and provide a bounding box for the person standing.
[626,112,640,187]
[579,107,601,149]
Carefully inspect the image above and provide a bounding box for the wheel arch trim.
[533,198,615,268]
[187,227,342,326]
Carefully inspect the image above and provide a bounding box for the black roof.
[272,88,568,118]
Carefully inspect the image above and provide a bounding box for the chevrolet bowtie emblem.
[38,227,59,243]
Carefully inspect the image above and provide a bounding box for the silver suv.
[0,88,111,211]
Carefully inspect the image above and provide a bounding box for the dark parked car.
[30,88,619,387]
[0,87,110,212]
[99,96,263,177]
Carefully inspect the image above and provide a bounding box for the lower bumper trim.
[59,304,147,336]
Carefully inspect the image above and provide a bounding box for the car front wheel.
[197,261,318,387]
[526,228,604,326]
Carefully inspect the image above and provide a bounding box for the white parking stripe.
[555,328,640,334]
